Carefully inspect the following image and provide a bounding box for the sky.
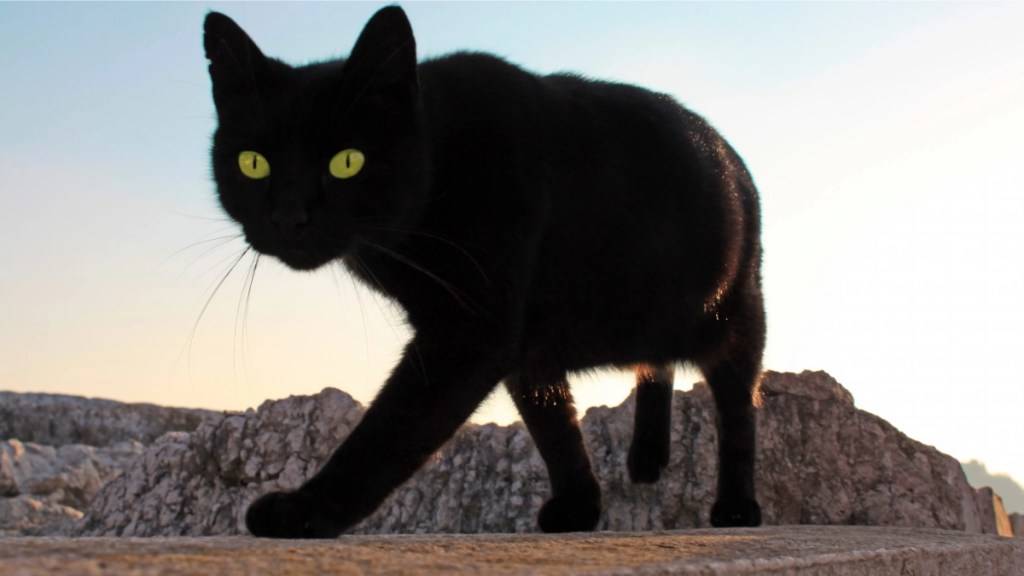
[1,2,1022,500]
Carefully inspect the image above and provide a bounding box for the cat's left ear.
[343,6,419,112]
[203,12,272,111]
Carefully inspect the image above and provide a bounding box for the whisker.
[332,262,372,380]
[176,246,253,376]
[163,233,245,279]
[347,254,405,324]
[195,243,256,285]
[234,251,261,385]
[356,239,479,316]
[244,253,261,346]
[350,254,424,383]
[359,223,491,286]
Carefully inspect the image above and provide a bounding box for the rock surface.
[0,392,217,447]
[72,371,993,537]
[0,439,144,536]
[0,391,218,535]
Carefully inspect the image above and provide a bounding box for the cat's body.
[205,6,765,538]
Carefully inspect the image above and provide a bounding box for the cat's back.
[417,51,753,270]
[418,52,740,185]
[417,52,551,144]
[419,53,684,129]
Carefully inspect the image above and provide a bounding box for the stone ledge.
[2,526,1022,575]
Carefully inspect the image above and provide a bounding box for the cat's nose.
[271,209,309,240]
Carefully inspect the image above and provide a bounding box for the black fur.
[204,6,766,538]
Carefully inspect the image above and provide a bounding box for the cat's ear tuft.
[203,12,271,106]
[344,6,419,112]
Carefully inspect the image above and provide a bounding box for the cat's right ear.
[342,6,418,116]
[203,12,271,111]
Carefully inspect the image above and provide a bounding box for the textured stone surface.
[73,371,985,537]
[755,372,979,532]
[0,391,215,536]
[0,392,217,447]
[3,527,1024,576]
[0,439,143,535]
[0,496,82,537]
[1012,514,1024,538]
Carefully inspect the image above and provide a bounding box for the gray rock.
[755,371,977,531]
[1,390,215,534]
[0,391,218,447]
[76,389,365,537]
[1011,513,1023,538]
[0,495,83,537]
[0,439,143,535]
[73,371,984,537]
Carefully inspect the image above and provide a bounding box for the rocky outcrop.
[0,439,144,535]
[755,372,979,531]
[1012,514,1024,538]
[0,392,217,447]
[72,371,995,537]
[75,390,367,536]
[0,391,218,535]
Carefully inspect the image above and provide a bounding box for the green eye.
[329,148,365,179]
[238,151,270,179]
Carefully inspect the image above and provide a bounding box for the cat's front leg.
[505,372,601,533]
[246,336,511,539]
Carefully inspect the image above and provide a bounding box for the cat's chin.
[274,249,336,271]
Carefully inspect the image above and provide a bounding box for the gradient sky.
[1,2,1022,497]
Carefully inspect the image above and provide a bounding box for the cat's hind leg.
[700,291,765,528]
[627,363,674,483]
[703,355,762,527]
[505,373,601,533]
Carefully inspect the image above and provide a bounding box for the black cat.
[204,6,765,538]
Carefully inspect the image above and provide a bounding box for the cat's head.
[204,7,427,271]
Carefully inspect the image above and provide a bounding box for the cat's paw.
[537,489,602,533]
[710,497,762,528]
[245,490,347,539]
[626,440,669,484]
